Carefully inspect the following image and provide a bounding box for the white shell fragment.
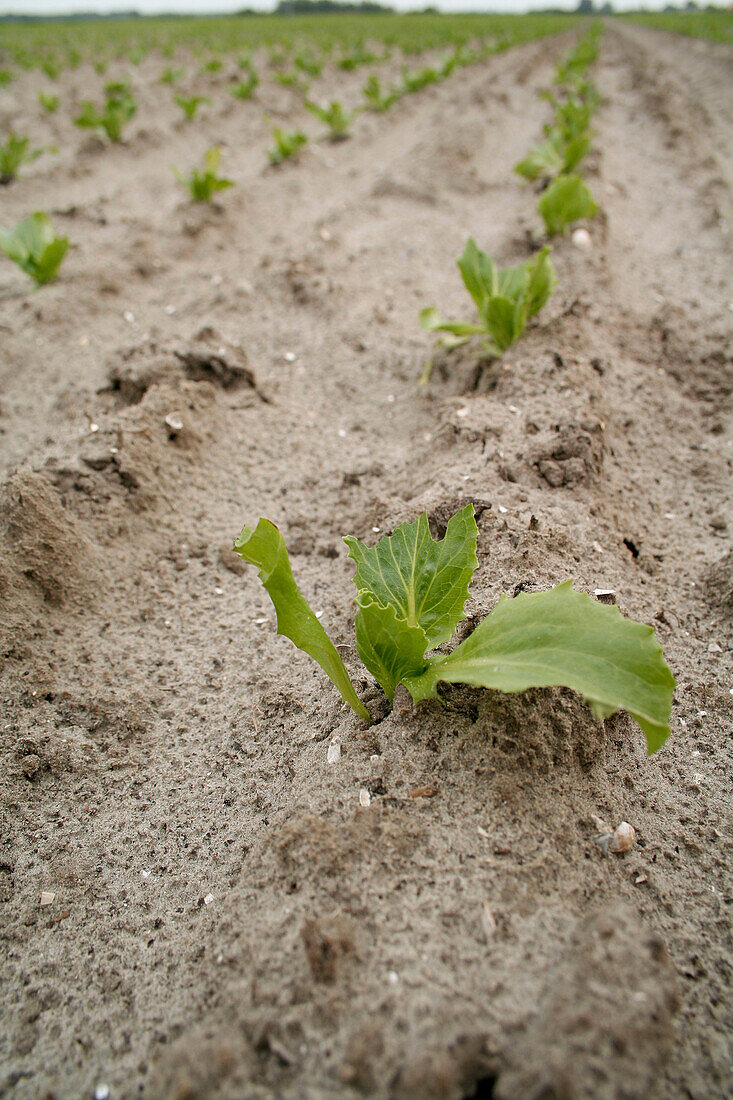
[359,788,371,807]
[39,891,55,906]
[611,822,636,853]
[595,820,636,855]
[572,227,592,250]
[165,412,184,433]
[203,893,214,906]
[481,900,497,941]
[327,740,341,765]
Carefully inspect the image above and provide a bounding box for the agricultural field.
[0,11,732,1100]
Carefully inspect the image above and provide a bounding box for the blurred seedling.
[74,83,137,142]
[0,211,69,285]
[174,93,210,121]
[537,173,598,236]
[305,99,357,140]
[174,146,234,202]
[268,125,307,165]
[0,134,44,184]
[361,74,400,112]
[39,92,60,113]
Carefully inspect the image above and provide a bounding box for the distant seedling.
[361,74,400,112]
[174,146,233,202]
[554,29,600,84]
[159,66,184,85]
[74,84,137,142]
[537,173,598,236]
[305,99,356,140]
[401,65,439,94]
[268,126,307,165]
[233,503,675,754]
[0,211,69,285]
[174,93,210,121]
[338,43,383,71]
[0,134,44,184]
[295,49,323,78]
[515,129,591,182]
[230,66,259,99]
[420,238,556,372]
[274,70,309,94]
[40,56,61,80]
[39,92,59,113]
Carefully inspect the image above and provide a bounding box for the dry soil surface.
[0,22,732,1100]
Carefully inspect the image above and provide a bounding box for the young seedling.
[305,99,356,141]
[39,92,59,113]
[0,134,44,184]
[0,211,69,285]
[230,67,259,100]
[338,43,381,71]
[174,93,210,121]
[515,128,592,182]
[543,92,596,140]
[40,56,61,80]
[401,65,439,94]
[174,147,233,203]
[420,239,557,372]
[268,126,307,165]
[554,30,601,85]
[295,49,323,78]
[74,84,137,142]
[233,504,675,754]
[159,66,184,85]
[274,70,309,94]
[537,174,598,236]
[361,74,400,113]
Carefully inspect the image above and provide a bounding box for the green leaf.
[562,131,592,173]
[35,236,69,284]
[457,238,497,311]
[481,295,520,353]
[233,518,370,722]
[537,174,598,237]
[419,307,483,339]
[344,502,478,649]
[403,581,675,754]
[524,246,557,319]
[354,593,428,702]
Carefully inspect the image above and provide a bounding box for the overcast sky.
[0,0,679,16]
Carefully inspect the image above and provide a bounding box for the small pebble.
[327,741,341,765]
[572,227,592,250]
[203,893,214,906]
[94,1087,110,1100]
[40,891,55,907]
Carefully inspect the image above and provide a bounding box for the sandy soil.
[0,22,732,1100]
